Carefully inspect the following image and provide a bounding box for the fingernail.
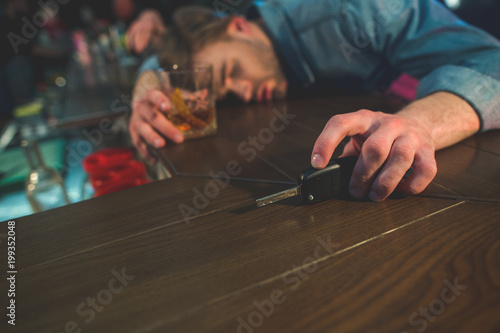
[311,154,324,168]
[153,138,163,148]
[160,102,168,111]
[173,133,184,143]
[350,187,364,199]
[369,190,383,202]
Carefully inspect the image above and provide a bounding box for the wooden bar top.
[1,95,499,333]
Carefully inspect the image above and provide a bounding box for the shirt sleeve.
[345,0,500,131]
[137,55,160,76]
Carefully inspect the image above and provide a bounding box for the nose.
[224,77,253,103]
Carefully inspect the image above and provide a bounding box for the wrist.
[133,71,161,107]
[397,92,480,150]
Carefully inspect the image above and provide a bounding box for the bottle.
[22,140,71,213]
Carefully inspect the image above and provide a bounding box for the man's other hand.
[311,109,437,201]
[126,10,166,54]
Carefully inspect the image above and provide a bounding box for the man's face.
[192,37,288,103]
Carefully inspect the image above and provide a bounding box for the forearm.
[397,92,480,150]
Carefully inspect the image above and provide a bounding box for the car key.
[256,156,358,207]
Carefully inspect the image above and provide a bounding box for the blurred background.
[0,0,498,221]
[439,0,500,39]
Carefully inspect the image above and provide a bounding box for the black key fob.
[299,156,357,203]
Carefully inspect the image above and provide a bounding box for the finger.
[397,148,437,196]
[137,139,157,164]
[130,128,157,163]
[145,89,171,112]
[349,129,398,199]
[311,112,368,169]
[136,120,166,148]
[129,122,141,150]
[135,102,184,144]
[339,139,360,158]
[369,136,416,201]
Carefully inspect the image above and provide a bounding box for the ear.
[226,16,253,36]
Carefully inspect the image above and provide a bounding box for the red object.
[95,178,149,197]
[90,160,147,193]
[82,148,134,174]
[386,73,419,101]
[82,148,149,196]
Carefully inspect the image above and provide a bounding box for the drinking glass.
[157,63,217,139]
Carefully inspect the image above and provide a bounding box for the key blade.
[256,186,301,207]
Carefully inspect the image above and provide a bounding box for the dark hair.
[158,6,233,70]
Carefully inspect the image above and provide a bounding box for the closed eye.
[229,60,241,79]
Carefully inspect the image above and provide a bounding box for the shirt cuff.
[137,55,160,77]
[416,65,500,132]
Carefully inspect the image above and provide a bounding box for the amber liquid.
[167,108,216,137]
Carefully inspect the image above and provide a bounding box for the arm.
[397,92,480,150]
[360,0,500,131]
[129,70,183,163]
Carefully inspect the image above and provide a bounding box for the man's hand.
[129,71,184,163]
[311,110,437,201]
[310,92,481,201]
[126,10,166,54]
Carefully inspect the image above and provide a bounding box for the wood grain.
[432,144,500,201]
[2,195,457,332]
[161,201,500,333]
[460,130,500,156]
[158,96,364,181]
[1,176,292,271]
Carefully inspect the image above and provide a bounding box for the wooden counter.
[2,95,499,333]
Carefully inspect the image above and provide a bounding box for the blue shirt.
[140,0,500,131]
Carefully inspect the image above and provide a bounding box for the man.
[129,0,500,202]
